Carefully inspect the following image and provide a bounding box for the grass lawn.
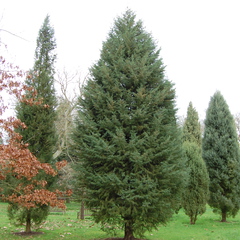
[1,202,240,240]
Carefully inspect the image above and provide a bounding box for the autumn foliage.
[0,56,71,232]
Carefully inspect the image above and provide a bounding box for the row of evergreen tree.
[9,10,240,240]
[182,93,240,225]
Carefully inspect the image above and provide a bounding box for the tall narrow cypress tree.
[73,10,186,240]
[182,102,209,224]
[202,91,240,222]
[13,15,57,228]
[16,15,57,163]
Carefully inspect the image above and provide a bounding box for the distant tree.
[73,10,186,240]
[54,69,84,161]
[54,97,75,160]
[0,56,70,233]
[177,114,186,129]
[53,69,84,199]
[202,91,240,222]
[181,102,209,224]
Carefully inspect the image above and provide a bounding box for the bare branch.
[53,68,86,160]
[0,28,29,42]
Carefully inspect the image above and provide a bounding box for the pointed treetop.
[205,90,234,129]
[34,14,56,72]
[183,101,202,147]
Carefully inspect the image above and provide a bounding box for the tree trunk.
[80,201,85,220]
[25,212,31,233]
[124,221,134,240]
[191,213,197,224]
[190,216,195,225]
[221,210,227,222]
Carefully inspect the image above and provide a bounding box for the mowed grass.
[1,202,240,240]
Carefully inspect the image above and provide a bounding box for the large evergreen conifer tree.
[73,10,186,240]
[13,15,57,228]
[202,91,240,222]
[182,102,209,224]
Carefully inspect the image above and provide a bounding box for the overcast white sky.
[1,0,240,120]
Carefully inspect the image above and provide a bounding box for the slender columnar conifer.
[14,15,57,229]
[182,103,209,224]
[203,91,240,222]
[16,15,57,163]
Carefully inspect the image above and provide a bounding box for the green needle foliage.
[73,10,186,240]
[202,91,240,222]
[183,102,202,146]
[13,15,57,231]
[16,14,57,164]
[182,102,209,224]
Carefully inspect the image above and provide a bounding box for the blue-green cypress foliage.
[203,91,240,222]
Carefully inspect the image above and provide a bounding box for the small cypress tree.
[202,91,240,222]
[182,102,209,224]
[73,10,186,240]
[13,15,57,229]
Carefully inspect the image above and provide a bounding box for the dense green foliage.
[73,10,186,240]
[182,102,202,146]
[182,141,209,224]
[12,15,57,231]
[182,102,209,224]
[16,15,57,163]
[202,91,240,222]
